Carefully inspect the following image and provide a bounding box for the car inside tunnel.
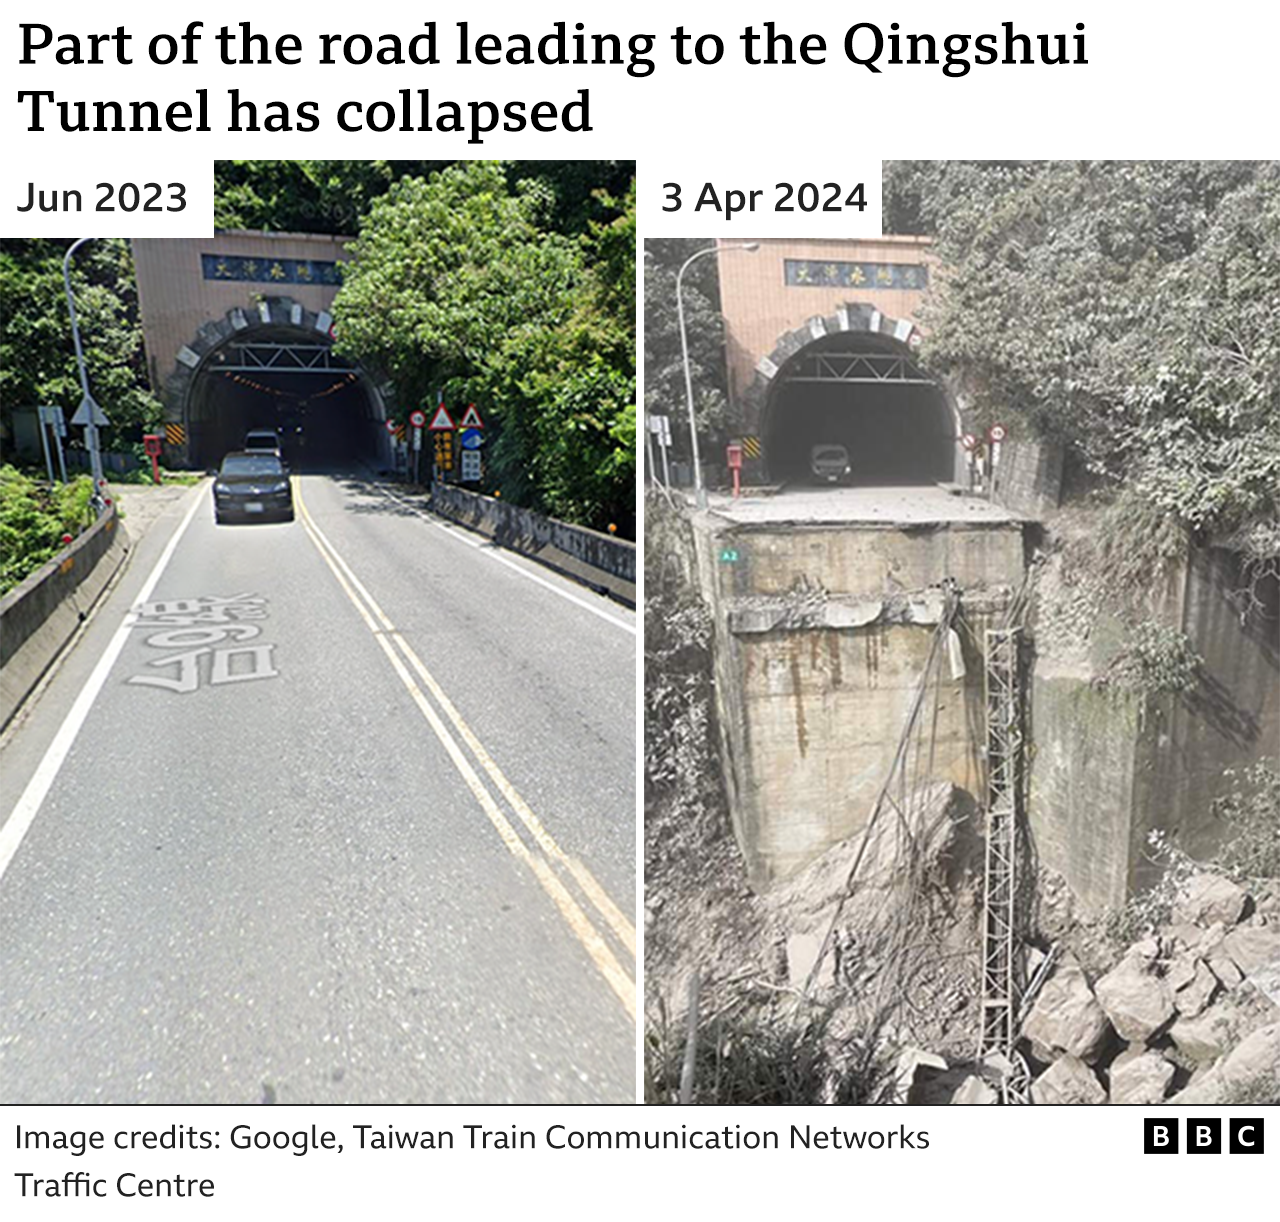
[762,333,956,486]
[184,329,383,471]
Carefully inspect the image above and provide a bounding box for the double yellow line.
[294,482,636,1018]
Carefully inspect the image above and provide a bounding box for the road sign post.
[409,409,427,485]
[63,239,107,499]
[37,406,55,484]
[649,415,672,489]
[986,423,1008,499]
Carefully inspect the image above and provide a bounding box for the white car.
[243,429,282,456]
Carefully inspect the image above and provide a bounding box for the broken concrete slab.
[785,924,831,990]
[1109,1047,1175,1105]
[1031,1055,1107,1105]
[1021,953,1112,1063]
[1094,954,1175,1043]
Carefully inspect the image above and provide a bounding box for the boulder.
[949,1074,998,1105]
[1169,989,1280,1064]
[1109,1047,1175,1105]
[1169,1022,1280,1105]
[1021,954,1112,1063]
[892,1046,949,1105]
[1173,959,1219,1019]
[1176,873,1248,929]
[1031,1055,1107,1105]
[1164,922,1204,950]
[1166,954,1198,993]
[1221,924,1280,977]
[1207,952,1245,990]
[1094,954,1175,1043]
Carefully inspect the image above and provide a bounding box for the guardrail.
[0,503,128,730]
[429,485,635,606]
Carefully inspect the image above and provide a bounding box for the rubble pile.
[1013,871,1280,1104]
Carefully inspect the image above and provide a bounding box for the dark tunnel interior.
[186,330,381,471]
[763,335,955,486]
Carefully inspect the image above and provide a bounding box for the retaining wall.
[429,485,635,606]
[0,505,128,729]
[691,512,1026,886]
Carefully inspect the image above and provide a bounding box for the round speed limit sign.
[988,423,1008,443]
[960,432,979,451]
[409,410,427,428]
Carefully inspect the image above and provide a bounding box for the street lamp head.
[743,242,761,252]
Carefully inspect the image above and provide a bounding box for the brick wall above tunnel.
[718,236,936,430]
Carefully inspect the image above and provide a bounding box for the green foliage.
[0,466,96,594]
[214,160,635,237]
[333,162,635,535]
[885,160,1280,552]
[0,238,162,449]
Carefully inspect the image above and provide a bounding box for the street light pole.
[676,241,759,509]
[62,237,106,496]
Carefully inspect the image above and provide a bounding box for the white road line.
[0,488,205,886]
[361,481,637,635]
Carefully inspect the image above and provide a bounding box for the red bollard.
[143,434,163,485]
[726,443,744,499]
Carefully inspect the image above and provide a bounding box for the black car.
[213,452,294,524]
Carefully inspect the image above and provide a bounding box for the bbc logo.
[1144,1118,1264,1154]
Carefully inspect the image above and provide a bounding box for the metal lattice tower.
[979,627,1021,1057]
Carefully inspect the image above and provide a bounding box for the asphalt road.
[0,472,636,1103]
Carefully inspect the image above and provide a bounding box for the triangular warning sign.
[428,404,455,431]
[458,404,484,429]
[70,395,109,427]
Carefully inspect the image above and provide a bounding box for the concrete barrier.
[0,504,129,729]
[429,485,635,606]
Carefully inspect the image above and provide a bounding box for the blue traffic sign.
[459,428,484,450]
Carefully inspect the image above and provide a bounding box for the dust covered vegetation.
[885,159,1280,595]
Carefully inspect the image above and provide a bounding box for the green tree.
[332,162,635,535]
[0,239,161,453]
[213,160,636,237]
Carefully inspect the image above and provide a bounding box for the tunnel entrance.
[184,326,384,471]
[762,331,957,486]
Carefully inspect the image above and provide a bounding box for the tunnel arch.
[161,296,398,470]
[737,304,965,486]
